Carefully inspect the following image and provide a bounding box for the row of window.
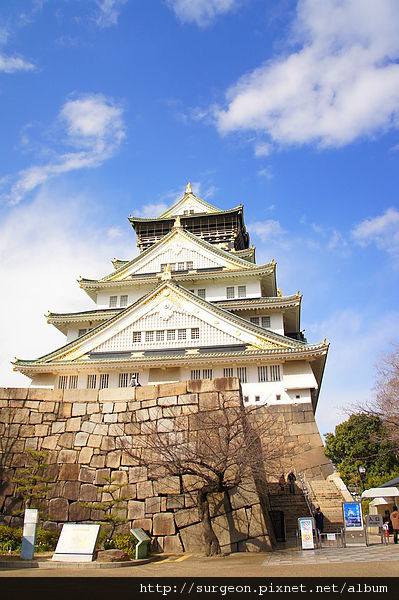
[250,316,271,328]
[227,286,246,299]
[57,364,281,390]
[160,261,194,272]
[109,295,128,308]
[132,328,199,343]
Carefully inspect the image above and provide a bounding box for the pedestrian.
[390,505,399,544]
[278,473,285,491]
[287,470,296,495]
[314,506,324,535]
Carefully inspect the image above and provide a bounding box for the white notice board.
[52,523,100,562]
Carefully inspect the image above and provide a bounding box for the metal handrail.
[297,471,316,516]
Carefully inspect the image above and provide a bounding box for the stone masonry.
[0,378,336,552]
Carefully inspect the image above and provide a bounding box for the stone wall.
[0,379,331,553]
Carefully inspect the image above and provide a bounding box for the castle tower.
[14,185,328,412]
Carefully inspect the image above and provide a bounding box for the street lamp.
[358,465,367,492]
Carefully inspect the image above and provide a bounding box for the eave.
[129,205,243,224]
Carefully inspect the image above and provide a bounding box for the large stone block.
[63,389,98,403]
[95,469,111,485]
[41,435,59,450]
[79,467,96,483]
[51,422,65,435]
[106,451,121,469]
[72,403,87,417]
[132,518,152,534]
[159,382,187,397]
[179,522,204,552]
[58,433,74,449]
[198,392,220,411]
[162,535,183,553]
[101,437,115,451]
[129,466,148,483]
[145,496,161,514]
[155,476,180,496]
[246,504,268,538]
[78,447,94,464]
[166,495,185,510]
[158,395,178,406]
[59,463,80,481]
[87,434,102,448]
[34,424,49,437]
[212,509,248,546]
[136,385,158,401]
[69,502,91,521]
[229,486,260,510]
[90,454,106,468]
[79,484,98,502]
[49,497,69,521]
[135,408,149,422]
[99,388,134,402]
[111,470,128,486]
[58,449,77,464]
[137,480,153,499]
[63,480,80,501]
[174,508,200,528]
[81,421,96,434]
[66,417,81,432]
[153,513,175,536]
[74,432,89,447]
[128,500,145,520]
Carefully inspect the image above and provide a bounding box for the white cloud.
[248,219,285,242]
[215,0,399,149]
[94,0,127,28]
[351,207,399,259]
[0,25,35,73]
[257,166,273,180]
[0,187,133,388]
[254,142,272,157]
[0,93,125,205]
[167,0,239,27]
[136,203,170,218]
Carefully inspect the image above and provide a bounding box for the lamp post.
[358,465,366,492]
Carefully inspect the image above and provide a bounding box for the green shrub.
[114,533,136,558]
[0,524,59,554]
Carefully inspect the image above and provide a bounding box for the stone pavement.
[262,543,399,565]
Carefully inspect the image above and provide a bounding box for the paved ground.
[1,544,399,578]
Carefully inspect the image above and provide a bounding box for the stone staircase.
[268,484,311,542]
[306,478,344,532]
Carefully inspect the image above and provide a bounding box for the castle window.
[78,328,87,337]
[237,367,247,383]
[156,330,164,341]
[197,288,206,299]
[186,261,194,270]
[258,366,268,382]
[68,375,78,390]
[202,369,212,380]
[270,365,281,382]
[191,327,199,340]
[167,329,176,341]
[58,375,68,390]
[119,372,130,388]
[160,263,167,271]
[87,374,97,389]
[178,329,186,340]
[255,395,260,402]
[133,331,141,343]
[191,369,201,380]
[177,262,185,271]
[226,286,235,299]
[223,367,233,378]
[99,374,109,389]
[145,331,154,342]
[169,263,176,272]
[238,285,246,298]
[250,317,259,326]
[120,295,128,307]
[244,396,249,403]
[262,316,271,328]
[276,394,281,401]
[109,296,117,308]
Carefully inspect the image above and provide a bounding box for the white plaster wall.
[96,285,154,309]
[283,361,318,390]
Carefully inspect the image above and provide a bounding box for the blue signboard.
[343,502,363,530]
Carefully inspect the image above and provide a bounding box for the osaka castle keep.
[14,182,328,410]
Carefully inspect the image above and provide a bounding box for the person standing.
[278,473,285,491]
[287,470,296,495]
[390,505,399,544]
[314,506,324,535]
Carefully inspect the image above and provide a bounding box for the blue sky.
[1,0,399,437]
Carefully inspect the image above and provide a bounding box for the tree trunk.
[197,489,220,556]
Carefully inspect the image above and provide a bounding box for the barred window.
[223,367,234,378]
[270,365,281,382]
[120,295,128,307]
[109,296,117,308]
[262,316,271,328]
[68,375,78,390]
[145,330,154,342]
[197,288,206,300]
[178,328,186,340]
[78,328,87,337]
[160,263,167,271]
[250,317,259,326]
[177,262,185,271]
[237,367,247,383]
[167,329,176,340]
[243,396,249,403]
[133,331,141,343]
[58,375,68,390]
[238,285,246,298]
[258,366,268,382]
[255,395,260,402]
[99,374,109,390]
[169,263,176,272]
[202,369,212,380]
[186,261,194,270]
[191,327,199,340]
[87,374,97,389]
[119,372,130,388]
[226,286,235,299]
[156,330,164,341]
[276,394,281,401]
[191,369,201,380]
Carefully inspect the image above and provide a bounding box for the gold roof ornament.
[185,181,192,194]
[271,258,275,265]
[161,264,172,281]
[296,290,300,298]
[173,215,182,228]
[277,288,282,297]
[323,338,327,344]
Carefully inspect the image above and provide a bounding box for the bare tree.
[121,393,284,556]
[351,345,399,453]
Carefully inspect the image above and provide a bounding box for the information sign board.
[52,523,100,562]
[298,518,315,550]
[343,502,364,530]
[20,509,38,560]
[366,515,383,527]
